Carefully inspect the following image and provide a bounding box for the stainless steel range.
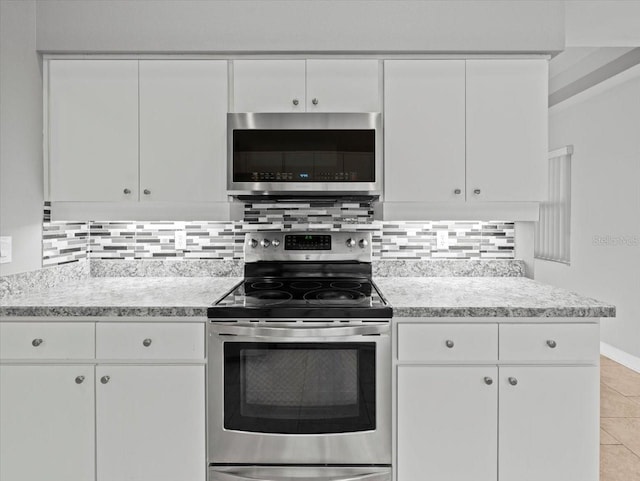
[207,231,391,481]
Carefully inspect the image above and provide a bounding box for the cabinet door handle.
[484,376,493,385]
[143,189,151,195]
[292,98,299,106]
[508,377,518,386]
[546,339,557,348]
[142,338,152,347]
[123,188,131,195]
[473,189,481,195]
[445,339,454,348]
[100,376,110,384]
[312,98,319,105]
[75,375,85,384]
[454,189,462,195]
[31,338,43,347]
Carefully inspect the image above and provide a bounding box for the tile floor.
[600,355,640,481]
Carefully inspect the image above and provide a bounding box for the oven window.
[232,130,375,183]
[224,342,376,434]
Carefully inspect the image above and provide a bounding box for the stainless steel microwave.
[227,112,382,197]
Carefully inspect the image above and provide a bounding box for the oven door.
[207,323,391,465]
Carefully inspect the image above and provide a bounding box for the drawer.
[499,324,599,362]
[96,323,204,359]
[0,322,94,359]
[398,323,498,362]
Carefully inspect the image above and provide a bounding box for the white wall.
[565,1,640,47]
[0,0,43,275]
[35,0,564,53]
[535,67,640,359]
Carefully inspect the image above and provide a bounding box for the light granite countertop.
[375,277,615,318]
[0,276,615,319]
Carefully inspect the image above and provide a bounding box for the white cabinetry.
[0,320,206,481]
[499,366,599,481]
[466,59,548,202]
[395,319,599,481]
[0,365,95,481]
[383,59,547,204]
[397,366,497,481]
[384,60,466,202]
[96,365,205,481]
[49,60,139,202]
[48,60,228,203]
[233,59,380,112]
[139,60,228,202]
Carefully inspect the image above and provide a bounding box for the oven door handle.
[210,470,389,481]
[210,323,389,338]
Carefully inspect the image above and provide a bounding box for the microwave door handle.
[210,470,389,481]
[210,323,389,338]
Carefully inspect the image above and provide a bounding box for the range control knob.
[346,238,356,248]
[359,239,369,249]
[249,239,258,248]
[272,239,280,247]
[261,239,271,248]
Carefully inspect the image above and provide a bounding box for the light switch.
[436,231,449,250]
[0,236,12,264]
[174,230,187,250]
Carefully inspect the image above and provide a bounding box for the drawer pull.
[31,338,43,347]
[445,340,455,349]
[508,377,518,386]
[546,339,557,348]
[142,338,153,347]
[484,377,493,385]
[100,376,110,384]
[75,376,85,384]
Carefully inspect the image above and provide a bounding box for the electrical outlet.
[0,236,12,264]
[436,231,449,250]
[174,230,187,250]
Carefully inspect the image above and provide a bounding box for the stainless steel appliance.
[227,113,382,197]
[207,232,391,481]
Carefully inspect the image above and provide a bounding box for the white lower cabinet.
[0,365,95,481]
[397,366,498,481]
[395,320,600,481]
[499,366,599,481]
[96,365,205,481]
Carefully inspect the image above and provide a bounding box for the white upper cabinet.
[232,59,380,112]
[306,59,380,112]
[466,59,548,202]
[384,60,466,202]
[49,60,139,202]
[233,60,306,112]
[139,60,228,202]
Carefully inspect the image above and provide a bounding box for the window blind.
[535,146,573,264]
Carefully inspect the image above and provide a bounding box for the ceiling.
[549,47,640,106]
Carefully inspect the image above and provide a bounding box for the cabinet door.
[499,366,599,481]
[397,366,498,481]
[384,61,466,201]
[466,60,548,202]
[306,59,379,112]
[233,60,305,112]
[0,365,95,481]
[96,365,205,481]
[139,60,228,202]
[49,60,139,201]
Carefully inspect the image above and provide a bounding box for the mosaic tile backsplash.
[42,201,515,267]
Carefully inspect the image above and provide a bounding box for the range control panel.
[284,234,331,250]
[244,232,372,263]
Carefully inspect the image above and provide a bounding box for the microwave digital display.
[232,129,375,183]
